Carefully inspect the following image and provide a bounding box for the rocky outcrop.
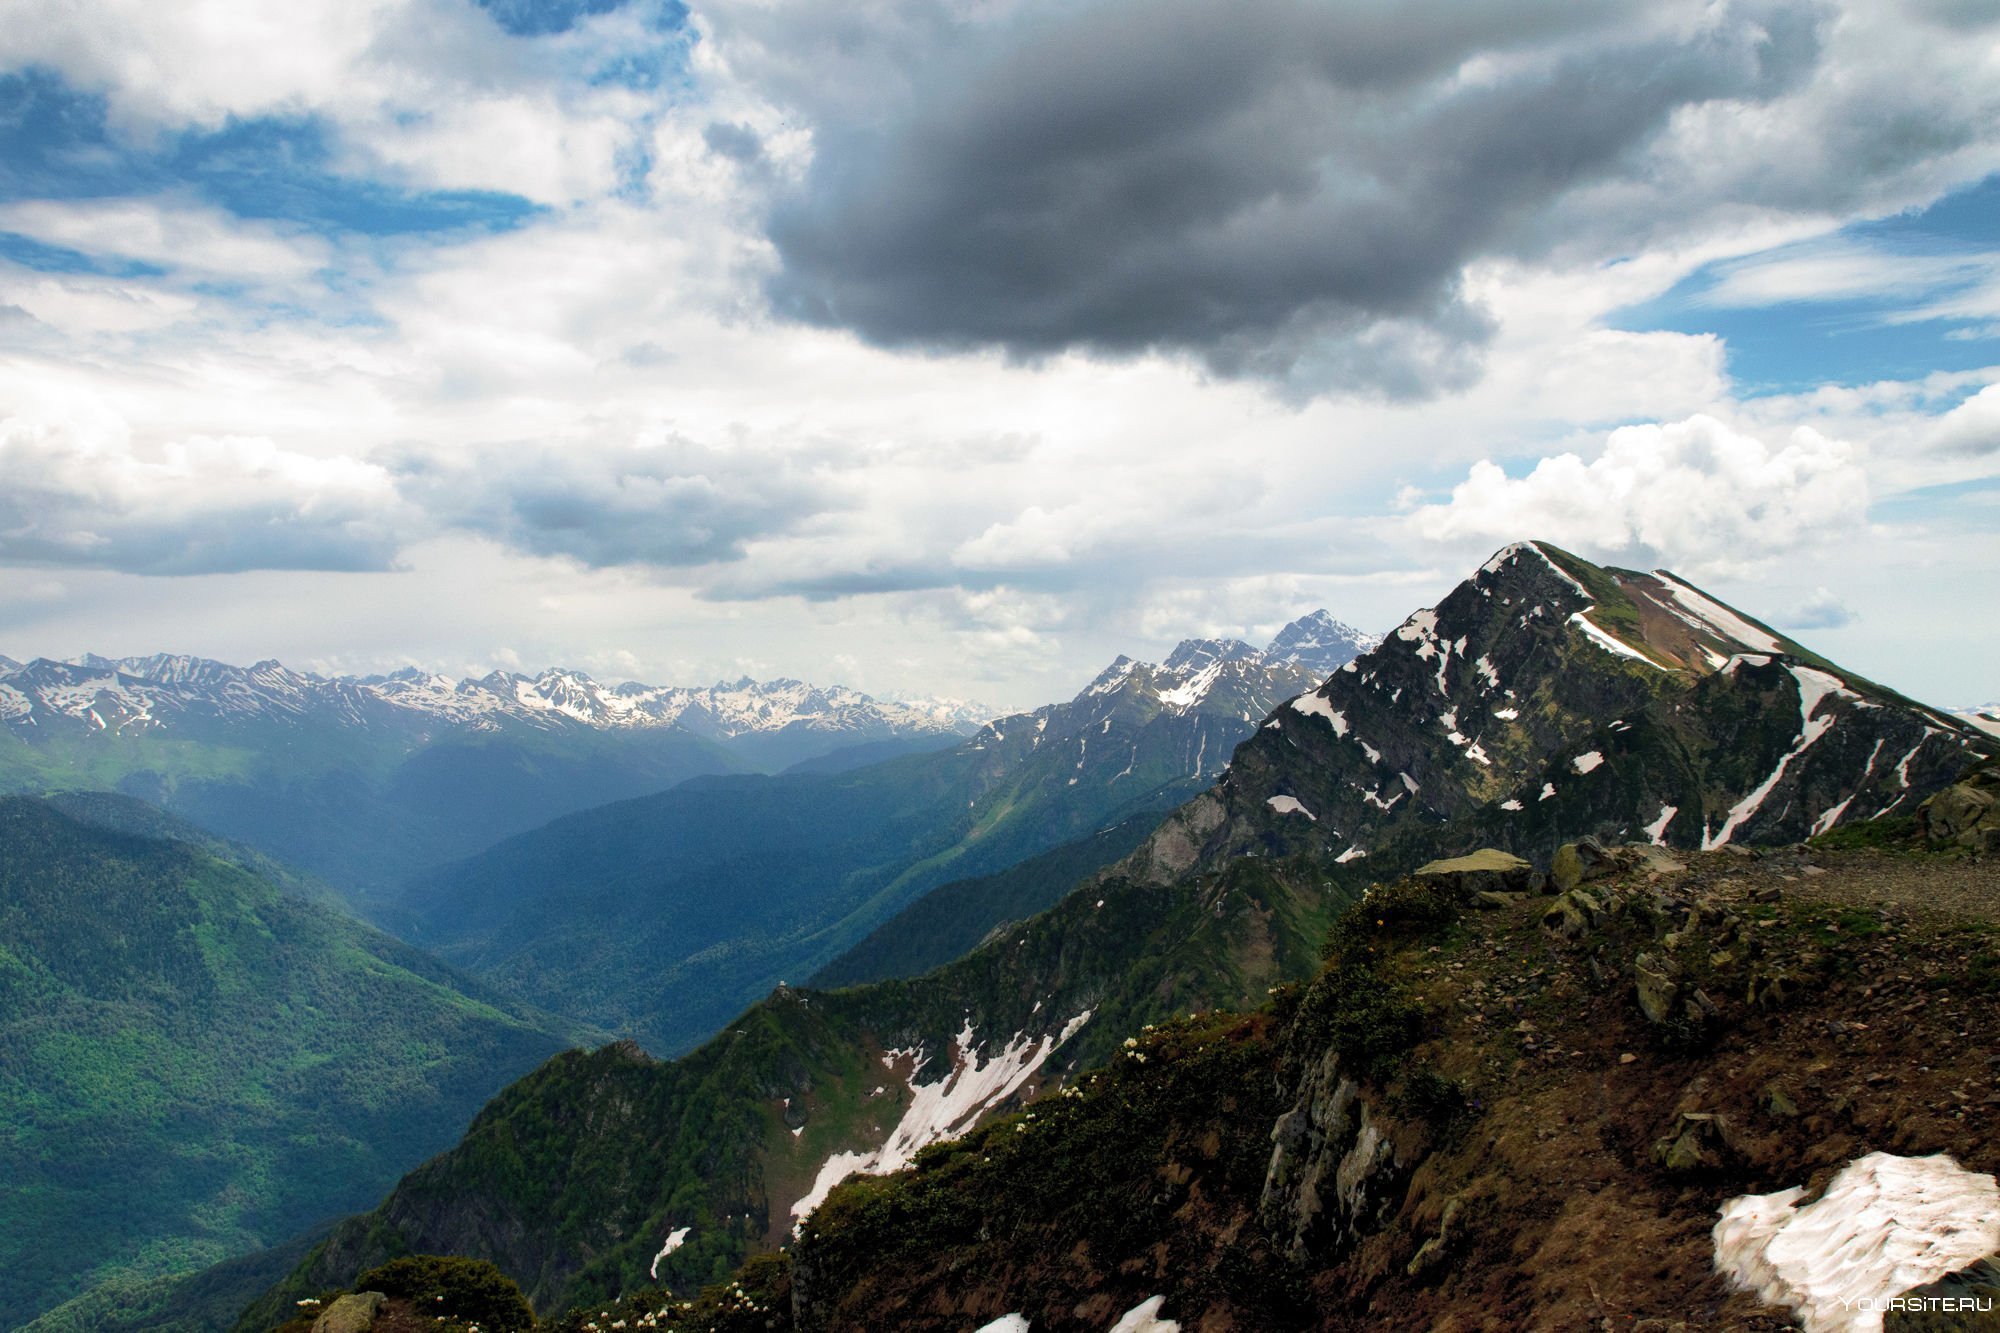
[1259,1047,1413,1264]
[1411,849,1539,898]
[1921,760,2000,853]
[311,1291,385,1333]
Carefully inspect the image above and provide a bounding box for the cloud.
[0,0,680,204]
[0,415,404,574]
[1927,382,2000,457]
[738,0,1852,397]
[1782,585,1856,628]
[390,434,848,569]
[1407,414,1871,575]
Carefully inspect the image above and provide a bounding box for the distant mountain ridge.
[0,654,991,903]
[0,652,989,745]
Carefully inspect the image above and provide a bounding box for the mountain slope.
[765,844,2000,1331]
[391,614,1349,1054]
[807,812,1165,989]
[1125,541,1988,886]
[239,849,1352,1328]
[0,797,582,1330]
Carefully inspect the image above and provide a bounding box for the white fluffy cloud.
[0,414,405,573]
[1408,414,1871,576]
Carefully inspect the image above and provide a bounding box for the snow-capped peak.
[0,652,993,743]
[1264,610,1382,675]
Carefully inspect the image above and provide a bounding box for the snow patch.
[794,1018,1087,1222]
[1713,1152,2000,1333]
[1267,795,1316,820]
[1703,666,1854,849]
[1540,782,1557,801]
[1654,572,1785,654]
[1500,798,1524,812]
[1492,707,1519,720]
[1569,611,1659,667]
[1290,692,1348,735]
[1335,846,1367,863]
[1109,1295,1181,1332]
[649,1226,691,1280]
[973,1317,1031,1333]
[1644,805,1677,845]
[1572,751,1605,775]
[1157,660,1226,710]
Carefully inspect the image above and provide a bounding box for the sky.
[0,0,1997,712]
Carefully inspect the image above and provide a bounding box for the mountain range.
[383,611,1379,1054]
[234,543,1993,1329]
[0,655,987,907]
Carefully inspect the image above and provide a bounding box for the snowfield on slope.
[791,1014,1092,1223]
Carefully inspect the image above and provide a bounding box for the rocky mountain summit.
[1126,541,1987,886]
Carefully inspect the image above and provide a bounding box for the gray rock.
[1260,1046,1413,1263]
[1550,838,1615,892]
[1633,953,1681,1025]
[1411,849,1538,899]
[1651,1112,1734,1176]
[313,1291,386,1333]
[1920,769,1998,851]
[1405,1197,1465,1280]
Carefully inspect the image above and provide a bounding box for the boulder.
[1651,1111,1735,1176]
[312,1292,387,1333]
[1920,764,2000,853]
[1405,1197,1465,1280]
[1411,849,1539,899]
[1633,953,1681,1025]
[1550,838,1616,892]
[1884,1256,2000,1331]
[1473,890,1524,910]
[1541,888,1608,940]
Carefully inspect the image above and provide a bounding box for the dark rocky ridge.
[1125,541,1986,885]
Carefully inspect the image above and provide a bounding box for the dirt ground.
[1319,845,2000,1332]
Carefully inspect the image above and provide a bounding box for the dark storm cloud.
[392,437,846,569]
[756,0,1828,397]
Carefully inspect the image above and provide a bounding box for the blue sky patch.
[1615,173,2000,395]
[0,68,542,262]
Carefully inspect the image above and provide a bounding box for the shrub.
[352,1255,534,1330]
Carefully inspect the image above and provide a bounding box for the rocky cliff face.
[1125,542,1987,885]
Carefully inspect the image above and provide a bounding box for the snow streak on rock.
[1109,1295,1182,1332]
[1703,666,1854,849]
[791,1015,1091,1223]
